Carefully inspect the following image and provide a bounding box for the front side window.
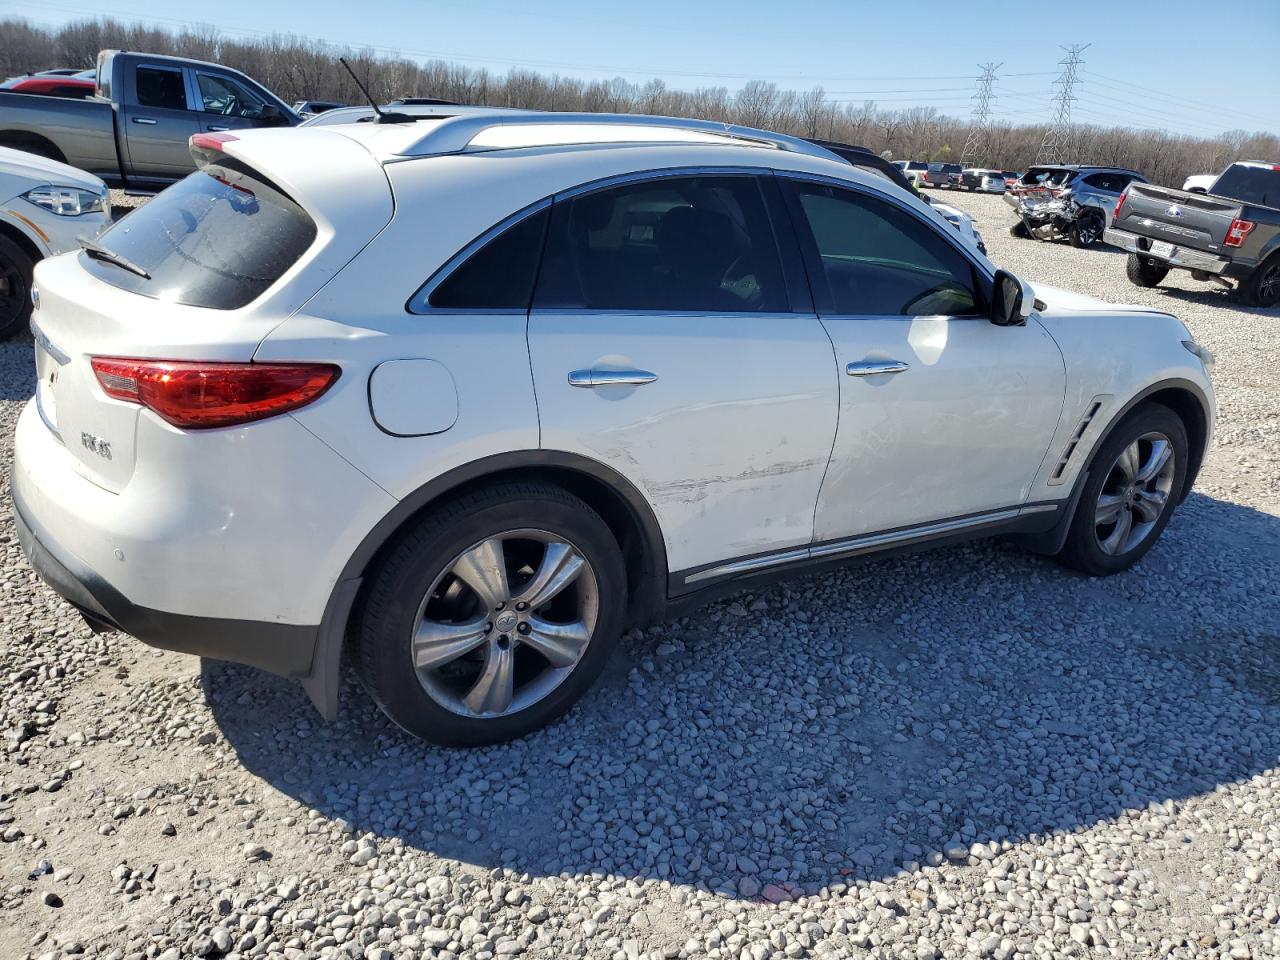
[794,182,982,317]
[535,175,788,313]
[135,66,187,110]
[196,72,269,119]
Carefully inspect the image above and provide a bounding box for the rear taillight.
[90,358,340,429]
[189,131,239,168]
[1113,192,1127,222]
[1224,218,1256,248]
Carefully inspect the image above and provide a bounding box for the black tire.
[1125,252,1170,288]
[1068,210,1105,248]
[1056,403,1188,576]
[0,234,35,340]
[1009,220,1030,239]
[1236,253,1280,308]
[355,482,628,746]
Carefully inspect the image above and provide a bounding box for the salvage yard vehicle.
[1107,160,1280,307]
[0,146,110,339]
[959,168,1006,193]
[1,69,96,99]
[1007,164,1147,248]
[0,50,298,189]
[921,162,961,188]
[13,113,1215,746]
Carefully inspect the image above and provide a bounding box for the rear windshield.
[1211,164,1279,207]
[82,160,316,310]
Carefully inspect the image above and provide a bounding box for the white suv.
[13,113,1215,745]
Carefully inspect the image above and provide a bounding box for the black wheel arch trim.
[304,449,669,719]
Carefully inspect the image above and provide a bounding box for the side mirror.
[991,269,1036,327]
[260,103,284,126]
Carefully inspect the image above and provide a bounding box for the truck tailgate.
[1117,183,1242,252]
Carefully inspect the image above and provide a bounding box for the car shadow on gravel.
[202,492,1280,898]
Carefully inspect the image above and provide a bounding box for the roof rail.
[392,112,840,162]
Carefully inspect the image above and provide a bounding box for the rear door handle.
[567,368,658,388]
[207,125,230,132]
[846,360,909,377]
[131,117,158,125]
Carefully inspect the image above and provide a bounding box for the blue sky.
[13,0,1280,137]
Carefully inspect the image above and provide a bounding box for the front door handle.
[567,368,658,388]
[207,125,230,132]
[131,117,158,125]
[846,359,910,377]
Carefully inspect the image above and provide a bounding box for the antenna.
[959,62,1001,169]
[1037,44,1090,164]
[338,57,414,124]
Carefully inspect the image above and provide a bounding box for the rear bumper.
[13,481,320,678]
[1104,227,1242,276]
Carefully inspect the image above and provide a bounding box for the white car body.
[12,113,1215,736]
[930,200,987,254]
[1182,173,1217,194]
[964,168,1007,193]
[0,146,111,259]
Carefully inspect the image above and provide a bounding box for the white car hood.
[0,146,106,192]
[1031,282,1161,315]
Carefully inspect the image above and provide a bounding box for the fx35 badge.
[81,432,112,461]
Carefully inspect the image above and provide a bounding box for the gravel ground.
[0,189,1277,960]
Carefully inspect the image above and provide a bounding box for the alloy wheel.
[1093,432,1176,556]
[0,261,23,327]
[1259,262,1280,301]
[411,529,599,718]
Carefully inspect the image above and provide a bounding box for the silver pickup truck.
[1106,161,1280,308]
[0,50,298,191]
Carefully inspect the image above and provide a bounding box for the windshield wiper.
[76,236,151,280]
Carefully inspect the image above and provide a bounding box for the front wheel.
[1056,404,1188,576]
[1236,254,1280,308]
[355,483,628,746]
[1068,211,1105,248]
[1126,252,1170,288]
[1009,220,1030,239]
[0,234,35,340]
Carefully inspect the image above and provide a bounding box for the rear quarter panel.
[0,92,120,179]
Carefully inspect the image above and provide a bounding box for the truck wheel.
[1125,253,1169,288]
[1068,211,1105,248]
[1009,221,1030,239]
[0,235,35,340]
[354,481,628,746]
[1236,254,1280,308]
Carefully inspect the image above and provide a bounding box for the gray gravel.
[1,189,1278,960]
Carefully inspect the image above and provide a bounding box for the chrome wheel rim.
[1259,262,1280,300]
[412,529,598,719]
[1094,432,1176,556]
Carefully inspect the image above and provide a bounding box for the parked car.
[1002,171,1022,188]
[0,146,110,339]
[1,70,96,99]
[0,50,298,189]
[1182,173,1216,194]
[14,112,1214,746]
[960,168,1006,193]
[292,99,347,117]
[931,200,988,254]
[1107,160,1280,307]
[921,162,961,189]
[894,160,928,187]
[1007,165,1148,247]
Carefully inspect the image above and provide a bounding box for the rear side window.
[81,160,317,310]
[135,66,187,110]
[535,175,788,313]
[425,207,549,310]
[794,182,982,317]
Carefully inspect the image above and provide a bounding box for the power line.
[1038,43,1090,163]
[960,62,1001,167]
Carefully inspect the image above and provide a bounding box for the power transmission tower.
[1037,44,1090,164]
[960,62,1001,168]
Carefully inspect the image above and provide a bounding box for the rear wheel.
[1056,404,1188,576]
[1009,221,1030,239]
[1237,254,1280,308]
[1125,252,1170,288]
[1068,210,1105,248]
[355,482,628,746]
[0,234,35,340]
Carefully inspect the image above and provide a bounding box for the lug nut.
[495,601,505,611]
[517,622,531,634]
[484,622,493,634]
[515,601,527,611]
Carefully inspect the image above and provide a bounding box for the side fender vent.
[1048,398,1105,485]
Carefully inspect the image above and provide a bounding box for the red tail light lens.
[91,359,340,429]
[1113,191,1127,222]
[1224,218,1256,248]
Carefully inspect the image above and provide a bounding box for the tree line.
[2,17,1275,187]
